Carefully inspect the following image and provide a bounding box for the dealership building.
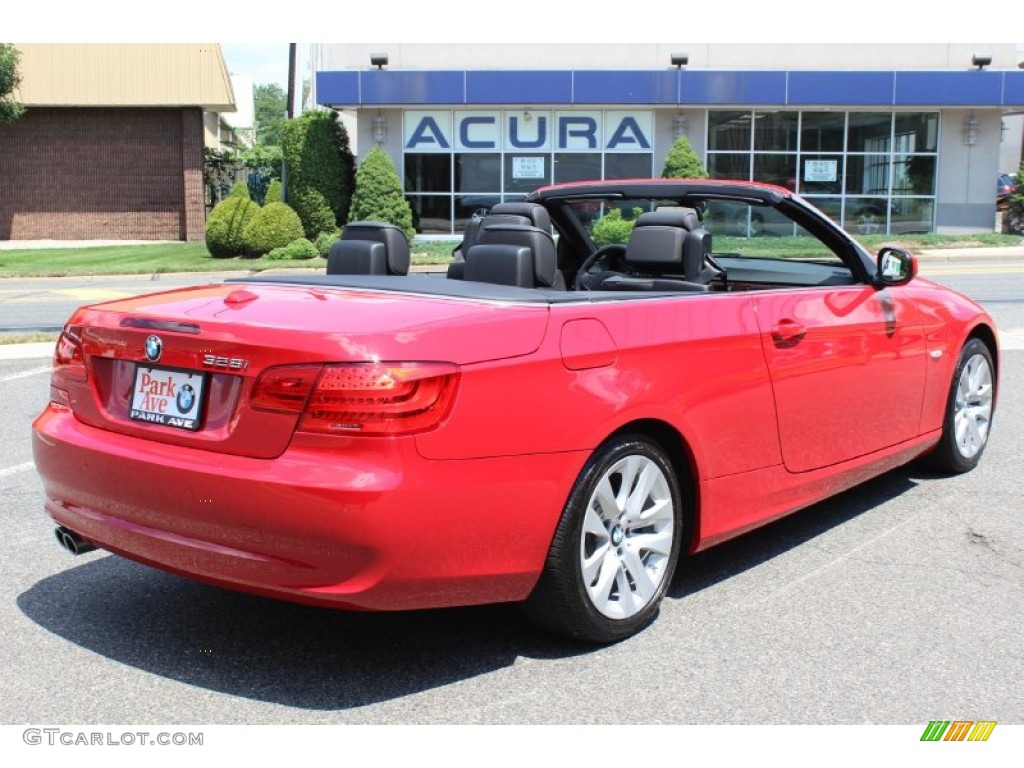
[311,43,1024,236]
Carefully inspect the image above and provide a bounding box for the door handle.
[771,319,806,347]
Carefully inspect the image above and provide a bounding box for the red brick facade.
[0,107,207,241]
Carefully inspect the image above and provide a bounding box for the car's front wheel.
[524,435,684,643]
[928,338,996,474]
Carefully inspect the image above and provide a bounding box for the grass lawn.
[0,241,458,278]
[0,234,1019,279]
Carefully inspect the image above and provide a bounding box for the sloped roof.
[13,43,235,111]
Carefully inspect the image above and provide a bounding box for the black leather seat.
[449,202,554,278]
[327,222,410,276]
[463,224,564,289]
[598,209,714,292]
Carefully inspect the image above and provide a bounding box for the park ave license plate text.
[130,366,206,431]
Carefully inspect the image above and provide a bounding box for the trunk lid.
[57,282,548,458]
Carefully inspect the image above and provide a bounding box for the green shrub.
[314,229,340,257]
[591,207,643,246]
[242,202,306,257]
[264,179,282,204]
[229,181,251,199]
[348,147,415,240]
[281,110,355,237]
[205,196,260,258]
[266,238,320,260]
[290,188,338,238]
[661,135,709,179]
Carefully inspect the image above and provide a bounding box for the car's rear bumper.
[33,404,583,611]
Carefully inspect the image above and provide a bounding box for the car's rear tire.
[928,338,996,474]
[523,434,684,643]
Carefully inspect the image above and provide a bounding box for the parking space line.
[0,461,34,478]
[0,365,52,383]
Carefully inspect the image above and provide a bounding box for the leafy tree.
[281,109,355,237]
[254,83,287,146]
[0,44,24,123]
[348,147,415,240]
[661,135,708,179]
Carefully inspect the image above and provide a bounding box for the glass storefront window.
[754,111,798,152]
[845,154,890,196]
[799,155,844,194]
[554,153,601,183]
[605,153,652,180]
[847,113,893,153]
[707,153,750,181]
[407,195,452,235]
[845,198,889,235]
[893,154,936,196]
[708,111,752,152]
[800,112,846,153]
[890,198,934,234]
[753,154,797,189]
[455,153,500,193]
[404,154,451,193]
[708,109,937,234]
[455,194,501,225]
[894,113,938,153]
[504,154,550,194]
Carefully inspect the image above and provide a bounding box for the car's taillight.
[250,365,323,414]
[50,325,86,404]
[301,362,459,436]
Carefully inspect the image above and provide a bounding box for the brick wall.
[0,107,207,241]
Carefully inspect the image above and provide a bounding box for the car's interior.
[244,192,873,303]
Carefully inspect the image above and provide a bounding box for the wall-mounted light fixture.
[971,55,992,70]
[370,53,388,70]
[523,110,533,123]
[963,112,979,145]
[673,113,688,138]
[671,53,689,69]
[372,112,387,144]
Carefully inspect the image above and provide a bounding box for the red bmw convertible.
[33,180,998,643]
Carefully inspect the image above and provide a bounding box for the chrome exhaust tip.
[55,526,97,555]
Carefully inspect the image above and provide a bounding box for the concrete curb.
[0,342,55,361]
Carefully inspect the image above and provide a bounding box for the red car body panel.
[32,180,999,619]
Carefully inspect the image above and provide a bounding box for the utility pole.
[286,43,297,119]
[282,43,297,203]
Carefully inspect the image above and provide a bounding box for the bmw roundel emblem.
[176,384,195,413]
[144,335,163,362]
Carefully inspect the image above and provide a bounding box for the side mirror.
[875,247,917,286]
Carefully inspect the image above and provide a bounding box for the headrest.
[635,208,702,231]
[477,224,558,287]
[463,245,536,288]
[624,225,685,270]
[489,202,553,233]
[333,221,410,275]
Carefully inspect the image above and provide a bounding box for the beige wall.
[14,43,235,111]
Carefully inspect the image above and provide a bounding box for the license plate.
[129,365,206,431]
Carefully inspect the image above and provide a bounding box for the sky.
[220,44,309,91]
[10,2,1017,45]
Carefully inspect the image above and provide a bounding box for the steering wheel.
[574,244,628,290]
